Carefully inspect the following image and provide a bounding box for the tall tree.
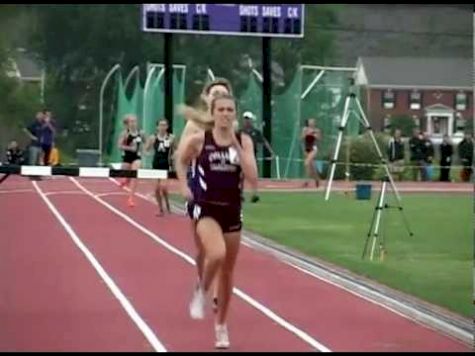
[25,4,339,153]
[0,6,43,154]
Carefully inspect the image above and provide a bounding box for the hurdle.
[0,164,169,181]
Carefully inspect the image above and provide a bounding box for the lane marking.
[112,178,471,346]
[95,192,128,198]
[44,191,86,197]
[0,189,35,194]
[32,181,167,352]
[73,177,331,352]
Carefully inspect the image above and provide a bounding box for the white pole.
[99,63,120,166]
[149,68,165,123]
[275,156,281,180]
[156,68,165,85]
[182,66,187,85]
[324,96,351,201]
[283,66,303,178]
[124,66,140,91]
[301,65,356,72]
[40,69,46,105]
[301,70,325,100]
[353,97,402,202]
[252,69,263,83]
[207,68,215,81]
[370,181,386,261]
[142,66,161,130]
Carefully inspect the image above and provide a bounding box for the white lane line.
[32,181,167,352]
[44,191,86,197]
[286,262,472,344]
[73,177,331,352]
[95,192,128,198]
[113,178,471,346]
[0,189,35,194]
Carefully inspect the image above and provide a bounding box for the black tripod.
[362,175,414,261]
[325,92,402,203]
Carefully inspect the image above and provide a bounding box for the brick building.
[354,56,472,144]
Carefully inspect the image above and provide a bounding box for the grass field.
[240,191,472,318]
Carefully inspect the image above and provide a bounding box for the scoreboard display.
[142,4,304,38]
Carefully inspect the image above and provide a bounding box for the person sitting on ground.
[5,140,24,165]
[0,140,25,184]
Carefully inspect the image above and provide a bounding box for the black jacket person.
[439,135,453,182]
[1,141,24,184]
[458,133,473,182]
[408,130,426,180]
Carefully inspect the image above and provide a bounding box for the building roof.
[424,103,455,113]
[8,49,43,81]
[356,56,473,89]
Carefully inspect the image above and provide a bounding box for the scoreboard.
[142,4,304,38]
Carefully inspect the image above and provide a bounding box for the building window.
[409,91,422,110]
[455,113,466,132]
[455,92,467,111]
[382,90,395,109]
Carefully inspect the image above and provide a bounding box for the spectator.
[5,140,24,165]
[301,118,321,188]
[439,134,453,182]
[241,111,275,160]
[48,144,61,166]
[458,132,473,182]
[423,132,434,181]
[0,140,25,184]
[23,111,44,166]
[387,129,405,181]
[408,129,426,181]
[40,110,56,166]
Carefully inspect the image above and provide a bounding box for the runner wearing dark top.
[301,118,321,187]
[176,94,258,349]
[145,119,175,216]
[177,79,238,314]
[118,115,146,207]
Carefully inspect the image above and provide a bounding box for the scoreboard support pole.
[164,32,174,132]
[143,4,305,167]
[262,36,272,179]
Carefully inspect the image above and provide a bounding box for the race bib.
[229,146,239,165]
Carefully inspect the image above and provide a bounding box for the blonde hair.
[202,77,233,97]
[178,105,213,130]
[123,114,137,127]
[209,93,236,114]
[181,78,234,128]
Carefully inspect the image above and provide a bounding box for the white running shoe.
[215,324,230,349]
[189,284,205,320]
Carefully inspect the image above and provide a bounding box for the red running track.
[137,178,472,194]
[0,178,152,352]
[0,176,471,352]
